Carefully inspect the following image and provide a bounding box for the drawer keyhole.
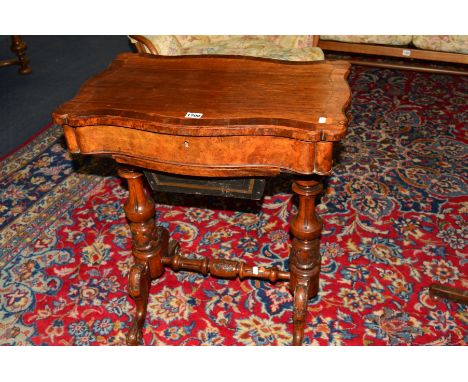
[184,141,189,148]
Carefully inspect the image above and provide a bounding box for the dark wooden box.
[144,171,266,200]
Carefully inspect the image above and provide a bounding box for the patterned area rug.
[0,66,466,345]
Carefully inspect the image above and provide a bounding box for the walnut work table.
[52,52,351,345]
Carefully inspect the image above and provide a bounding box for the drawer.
[64,124,323,176]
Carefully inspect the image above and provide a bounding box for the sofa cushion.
[321,35,412,45]
[140,35,183,55]
[181,36,324,61]
[135,35,324,61]
[412,35,468,54]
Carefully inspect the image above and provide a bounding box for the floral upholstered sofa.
[320,35,468,54]
[318,35,468,74]
[129,35,324,61]
[129,35,467,74]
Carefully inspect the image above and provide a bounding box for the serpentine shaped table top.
[53,53,350,142]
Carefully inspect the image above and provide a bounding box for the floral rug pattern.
[0,66,466,345]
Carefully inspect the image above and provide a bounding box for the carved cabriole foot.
[118,166,168,345]
[127,262,150,345]
[289,177,323,346]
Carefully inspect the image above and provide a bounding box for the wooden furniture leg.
[289,177,323,345]
[10,36,32,75]
[429,284,468,305]
[118,167,168,345]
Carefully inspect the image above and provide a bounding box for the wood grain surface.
[53,53,350,142]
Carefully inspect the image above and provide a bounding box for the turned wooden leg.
[10,36,32,75]
[118,166,168,345]
[289,177,323,345]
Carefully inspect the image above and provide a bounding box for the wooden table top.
[53,53,351,142]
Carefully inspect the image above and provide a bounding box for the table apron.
[64,124,334,176]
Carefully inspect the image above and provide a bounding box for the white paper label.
[402,49,411,57]
[252,266,259,275]
[318,117,327,124]
[185,112,203,119]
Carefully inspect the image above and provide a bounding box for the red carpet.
[0,65,466,345]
